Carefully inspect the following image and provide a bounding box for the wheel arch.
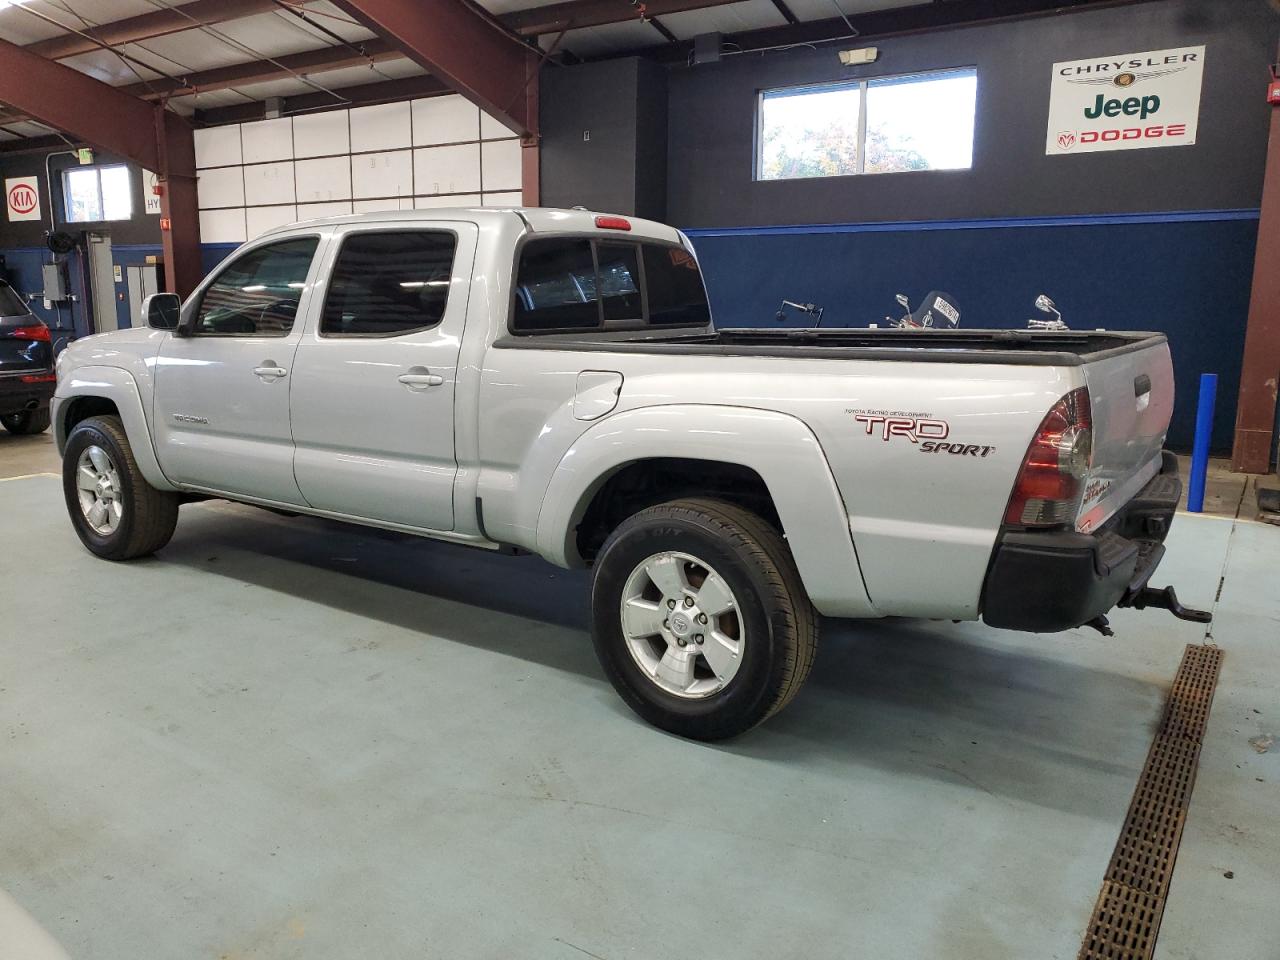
[53,366,176,492]
[535,404,877,618]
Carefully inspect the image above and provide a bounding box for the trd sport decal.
[847,409,995,458]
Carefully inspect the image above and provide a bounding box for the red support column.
[1232,103,1280,473]
[0,37,203,297]
[331,0,539,137]
[521,59,540,206]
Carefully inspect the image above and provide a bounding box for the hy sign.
[5,176,41,221]
[1046,45,1205,155]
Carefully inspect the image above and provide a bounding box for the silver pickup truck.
[52,208,1203,739]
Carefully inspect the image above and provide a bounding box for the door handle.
[254,364,288,380]
[398,372,445,388]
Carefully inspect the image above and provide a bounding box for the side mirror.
[1035,294,1057,315]
[144,292,181,331]
[895,293,910,309]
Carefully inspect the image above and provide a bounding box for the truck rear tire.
[62,415,179,560]
[591,497,817,740]
[2,405,51,435]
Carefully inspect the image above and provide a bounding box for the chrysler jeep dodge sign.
[1046,45,1205,155]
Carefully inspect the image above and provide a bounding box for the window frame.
[187,234,322,339]
[754,66,978,182]
[317,227,461,340]
[507,233,709,337]
[60,163,134,224]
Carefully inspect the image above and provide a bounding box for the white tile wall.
[350,101,412,153]
[481,111,514,140]
[241,117,294,164]
[199,207,247,244]
[243,161,296,206]
[195,96,522,244]
[352,150,414,200]
[294,155,352,202]
[353,197,416,213]
[298,200,354,219]
[481,139,522,192]
[196,165,245,209]
[195,126,242,169]
[414,194,482,209]
[246,204,299,237]
[292,109,350,159]
[414,143,482,195]
[412,95,480,146]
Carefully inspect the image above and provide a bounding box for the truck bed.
[493,327,1167,366]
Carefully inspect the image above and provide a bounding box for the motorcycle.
[884,291,961,330]
[1026,294,1068,330]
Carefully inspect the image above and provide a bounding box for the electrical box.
[42,262,68,301]
[692,33,722,65]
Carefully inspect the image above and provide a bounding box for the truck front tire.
[62,415,179,560]
[591,498,817,740]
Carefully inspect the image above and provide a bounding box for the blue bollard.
[1186,373,1217,513]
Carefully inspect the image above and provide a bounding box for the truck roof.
[268,206,686,246]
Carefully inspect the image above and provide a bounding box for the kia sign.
[5,176,41,221]
[1046,45,1204,155]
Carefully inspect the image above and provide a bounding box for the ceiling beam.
[193,73,450,125]
[586,0,1150,62]
[23,0,279,62]
[0,36,202,294]
[500,0,742,37]
[330,0,539,136]
[121,38,405,101]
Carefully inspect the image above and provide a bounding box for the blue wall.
[1,243,163,341]
[688,210,1259,452]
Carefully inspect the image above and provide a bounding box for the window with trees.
[756,68,978,181]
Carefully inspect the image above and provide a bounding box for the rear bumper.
[0,372,55,416]
[981,452,1180,632]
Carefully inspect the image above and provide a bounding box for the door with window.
[153,235,323,504]
[289,224,477,530]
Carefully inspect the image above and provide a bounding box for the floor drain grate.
[1078,644,1223,960]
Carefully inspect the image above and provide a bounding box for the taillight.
[1004,387,1093,528]
[5,324,51,341]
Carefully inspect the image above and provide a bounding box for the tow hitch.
[1120,584,1213,623]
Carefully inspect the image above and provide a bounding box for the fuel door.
[573,370,623,421]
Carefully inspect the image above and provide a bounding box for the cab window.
[192,237,318,336]
[321,231,457,337]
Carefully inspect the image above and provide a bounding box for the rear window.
[0,282,29,317]
[643,245,711,326]
[512,236,709,333]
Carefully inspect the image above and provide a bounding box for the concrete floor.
[1,431,1277,959]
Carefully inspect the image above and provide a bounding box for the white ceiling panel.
[46,0,159,21]
[780,0,917,24]
[477,0,571,15]
[192,10,370,63]
[2,119,59,137]
[0,129,20,142]
[0,4,68,45]
[660,0,785,38]
[302,57,426,90]
[547,20,663,58]
[58,48,164,85]
[227,77,323,101]
[168,89,255,117]
[292,1,379,42]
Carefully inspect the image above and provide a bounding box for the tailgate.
[1076,338,1174,533]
